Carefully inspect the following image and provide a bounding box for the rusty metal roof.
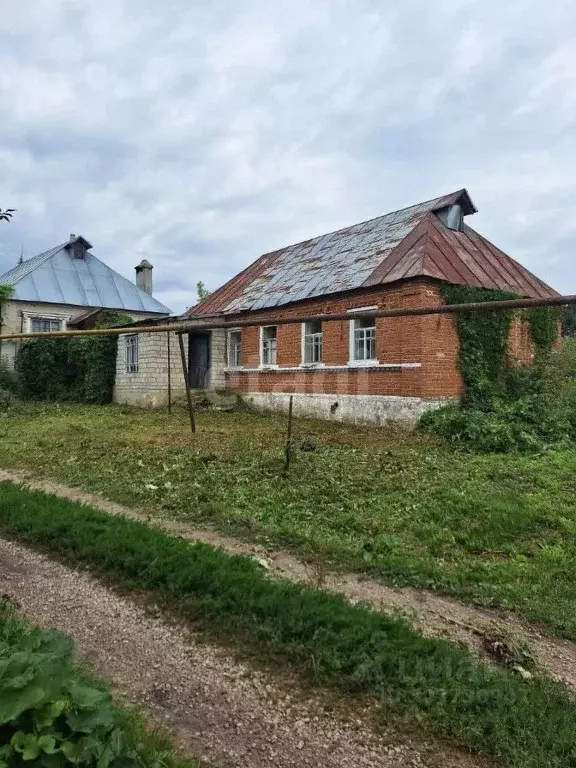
[189,189,557,316]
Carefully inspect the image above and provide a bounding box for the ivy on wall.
[16,310,132,404]
[439,284,517,409]
[526,306,561,361]
[440,283,561,407]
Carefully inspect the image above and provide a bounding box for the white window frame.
[260,325,278,367]
[25,313,69,334]
[125,334,139,373]
[301,320,323,366]
[227,329,242,368]
[349,316,378,365]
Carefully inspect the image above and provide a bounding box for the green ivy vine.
[440,284,561,408]
[439,284,518,409]
[526,306,561,361]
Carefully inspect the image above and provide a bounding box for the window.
[261,326,277,366]
[125,334,139,373]
[228,330,242,368]
[351,317,376,361]
[29,317,63,333]
[302,320,322,364]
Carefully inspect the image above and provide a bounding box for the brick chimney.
[135,259,153,295]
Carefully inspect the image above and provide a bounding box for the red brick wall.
[223,280,537,400]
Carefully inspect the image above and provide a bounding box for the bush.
[15,312,131,404]
[421,396,571,453]
[0,360,18,395]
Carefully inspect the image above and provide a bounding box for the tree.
[197,281,211,301]
[0,208,15,223]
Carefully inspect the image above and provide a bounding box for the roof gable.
[364,214,557,299]
[0,240,171,314]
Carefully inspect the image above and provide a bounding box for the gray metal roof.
[190,190,477,315]
[0,240,171,314]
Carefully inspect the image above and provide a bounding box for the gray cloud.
[0,0,575,313]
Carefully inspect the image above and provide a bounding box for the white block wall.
[113,328,227,408]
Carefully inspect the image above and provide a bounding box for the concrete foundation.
[239,391,450,427]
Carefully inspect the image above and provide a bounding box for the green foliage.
[439,284,517,409]
[421,399,571,453]
[0,285,13,303]
[0,362,18,395]
[0,604,135,768]
[196,282,210,301]
[15,312,131,404]
[0,209,15,224]
[562,338,576,380]
[1,485,576,767]
[430,286,569,452]
[563,305,576,338]
[526,307,561,363]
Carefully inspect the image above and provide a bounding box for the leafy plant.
[15,312,132,404]
[0,609,131,767]
[0,599,201,768]
[0,209,15,224]
[439,284,518,409]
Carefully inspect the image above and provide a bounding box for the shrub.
[0,361,18,395]
[15,312,131,404]
[421,397,571,453]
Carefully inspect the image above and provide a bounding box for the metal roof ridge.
[256,189,473,259]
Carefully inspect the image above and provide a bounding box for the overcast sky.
[0,1,575,313]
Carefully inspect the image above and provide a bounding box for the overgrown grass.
[0,597,206,768]
[0,403,575,637]
[0,482,575,768]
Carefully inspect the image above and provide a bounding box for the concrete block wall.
[113,328,227,408]
[210,328,227,389]
[114,331,186,408]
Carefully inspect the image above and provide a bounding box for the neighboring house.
[116,189,558,425]
[0,234,171,370]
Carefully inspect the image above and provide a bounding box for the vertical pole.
[167,330,172,415]
[178,332,196,434]
[284,395,294,471]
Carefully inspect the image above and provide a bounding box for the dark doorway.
[188,332,211,389]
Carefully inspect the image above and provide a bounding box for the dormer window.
[73,243,86,259]
[66,234,92,259]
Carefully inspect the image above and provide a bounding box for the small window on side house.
[125,334,139,373]
[351,317,376,362]
[261,326,277,366]
[228,330,242,368]
[30,317,63,333]
[302,320,322,364]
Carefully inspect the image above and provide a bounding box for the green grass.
[1,482,576,768]
[0,597,207,768]
[0,403,575,637]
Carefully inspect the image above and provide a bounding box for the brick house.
[115,189,557,424]
[0,234,170,370]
